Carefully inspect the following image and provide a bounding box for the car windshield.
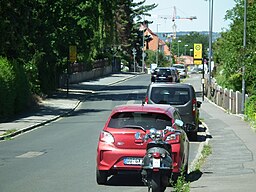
[150,87,190,105]
[108,112,172,130]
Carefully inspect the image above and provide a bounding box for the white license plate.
[153,158,160,168]
[124,158,143,165]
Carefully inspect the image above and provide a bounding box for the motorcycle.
[135,119,184,192]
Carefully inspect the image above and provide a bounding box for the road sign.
[194,59,202,65]
[194,43,202,59]
[69,45,77,62]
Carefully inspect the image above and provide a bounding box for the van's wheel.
[96,169,108,185]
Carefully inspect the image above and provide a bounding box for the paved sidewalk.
[0,72,136,140]
[190,98,256,192]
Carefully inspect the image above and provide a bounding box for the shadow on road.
[106,173,144,186]
[187,170,203,182]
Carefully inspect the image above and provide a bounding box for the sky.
[135,0,236,33]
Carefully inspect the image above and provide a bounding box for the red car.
[96,104,189,185]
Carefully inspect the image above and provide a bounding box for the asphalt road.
[0,73,204,192]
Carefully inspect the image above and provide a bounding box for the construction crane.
[158,6,197,39]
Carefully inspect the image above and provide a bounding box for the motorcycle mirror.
[175,119,184,127]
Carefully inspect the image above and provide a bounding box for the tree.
[213,0,256,95]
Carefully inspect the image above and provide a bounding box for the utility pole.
[241,0,247,114]
[208,0,213,86]
[142,16,146,73]
[132,48,137,73]
[156,24,160,65]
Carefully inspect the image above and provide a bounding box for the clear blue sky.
[136,0,236,33]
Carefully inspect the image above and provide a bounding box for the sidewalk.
[0,72,137,140]
[190,98,256,191]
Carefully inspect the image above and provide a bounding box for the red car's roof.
[111,104,176,114]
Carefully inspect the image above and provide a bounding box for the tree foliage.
[0,0,156,118]
[0,0,156,94]
[213,0,256,95]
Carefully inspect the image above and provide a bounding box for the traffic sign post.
[67,45,77,97]
[193,43,204,101]
[132,48,137,73]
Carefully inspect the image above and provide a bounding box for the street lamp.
[241,0,247,113]
[177,40,181,57]
[190,48,193,56]
[184,44,188,55]
[206,0,213,86]
[156,24,160,65]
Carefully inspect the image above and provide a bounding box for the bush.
[0,57,32,121]
[245,95,256,125]
[0,57,16,118]
[13,60,32,113]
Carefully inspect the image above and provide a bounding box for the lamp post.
[156,24,160,65]
[184,44,188,55]
[205,0,213,86]
[132,48,137,73]
[241,0,247,114]
[190,48,193,56]
[177,40,181,62]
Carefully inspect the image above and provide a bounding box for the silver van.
[145,82,201,141]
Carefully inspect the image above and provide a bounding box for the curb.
[189,121,211,173]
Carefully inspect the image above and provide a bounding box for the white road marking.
[16,151,45,158]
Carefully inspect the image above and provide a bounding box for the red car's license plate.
[124,158,142,165]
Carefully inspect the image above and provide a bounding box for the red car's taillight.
[192,98,197,116]
[100,131,114,144]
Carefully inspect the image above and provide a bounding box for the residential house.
[143,27,171,61]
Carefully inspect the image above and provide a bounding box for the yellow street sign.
[69,45,77,62]
[194,59,202,65]
[194,43,202,59]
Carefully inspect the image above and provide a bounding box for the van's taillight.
[192,98,197,115]
[145,96,149,104]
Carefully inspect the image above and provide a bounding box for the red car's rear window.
[108,112,172,130]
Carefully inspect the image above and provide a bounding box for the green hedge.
[0,57,31,121]
[245,95,256,127]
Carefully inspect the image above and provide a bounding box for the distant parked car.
[96,104,189,185]
[151,67,178,83]
[173,64,187,78]
[145,82,202,141]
